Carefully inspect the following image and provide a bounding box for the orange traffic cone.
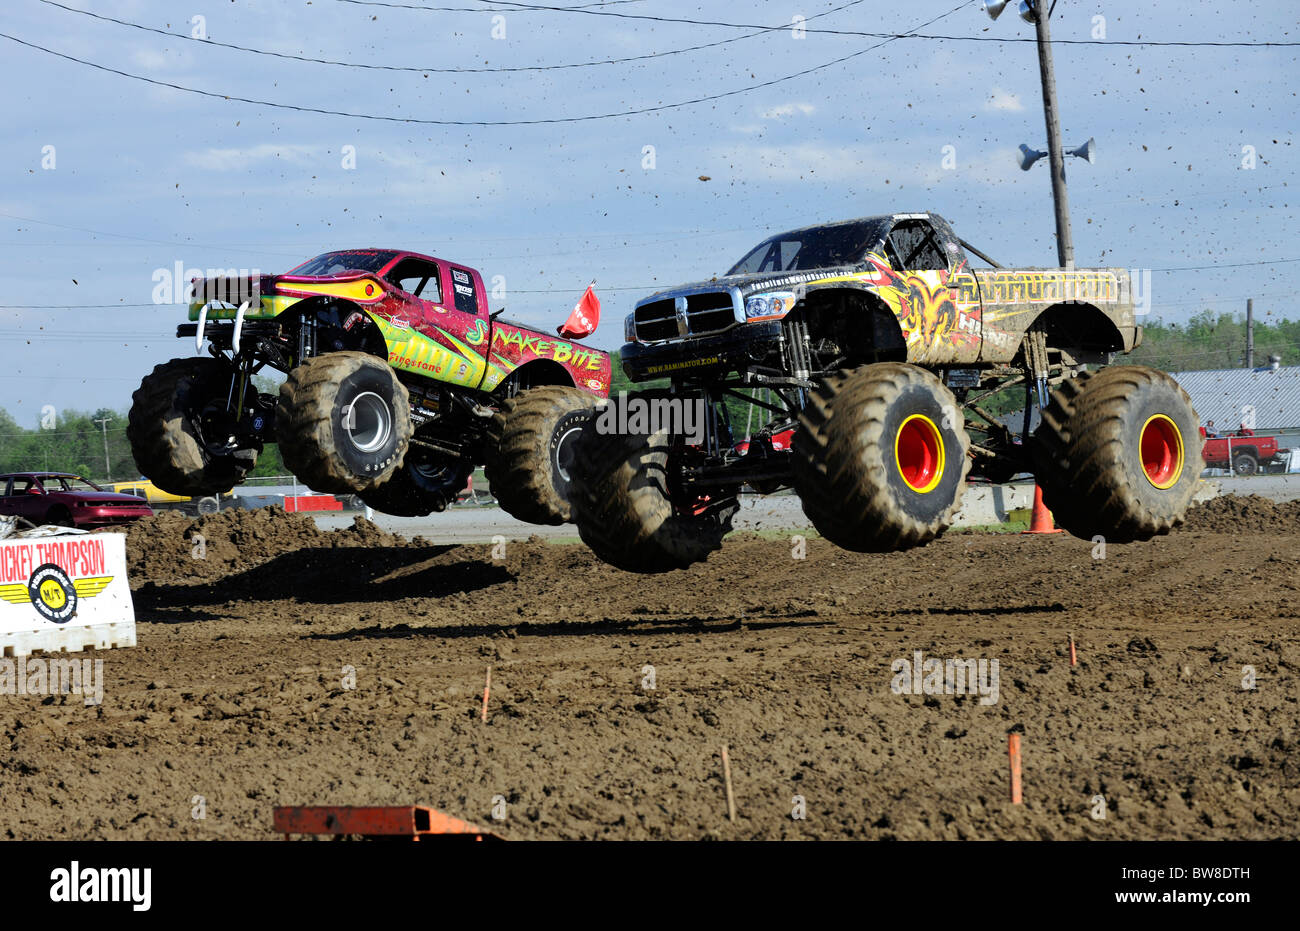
[1022,484,1063,534]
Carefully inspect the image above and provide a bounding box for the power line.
[1152,257,1300,272]
[37,0,869,74]
[353,0,1300,46]
[0,4,971,125]
[0,211,767,246]
[5,255,1300,310]
[0,210,306,258]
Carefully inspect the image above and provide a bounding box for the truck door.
[884,217,980,363]
[382,256,489,389]
[443,264,493,389]
[9,476,45,522]
[927,215,983,363]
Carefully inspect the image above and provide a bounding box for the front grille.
[634,298,678,342]
[634,290,738,342]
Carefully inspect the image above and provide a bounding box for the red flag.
[557,283,599,339]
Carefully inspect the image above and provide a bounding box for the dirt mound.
[1180,494,1300,533]
[124,507,405,584]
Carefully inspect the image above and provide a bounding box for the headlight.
[624,313,637,343]
[743,291,796,320]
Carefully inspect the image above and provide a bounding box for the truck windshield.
[289,250,399,277]
[727,219,889,275]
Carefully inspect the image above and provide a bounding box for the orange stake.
[481,666,491,723]
[1069,633,1077,667]
[721,744,736,822]
[1008,734,1023,804]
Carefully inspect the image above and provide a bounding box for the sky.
[0,0,1297,428]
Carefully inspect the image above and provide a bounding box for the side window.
[449,267,479,316]
[888,221,948,271]
[386,258,442,302]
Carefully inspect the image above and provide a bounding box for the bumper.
[74,507,153,528]
[620,321,783,382]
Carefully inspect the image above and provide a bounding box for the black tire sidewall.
[331,364,405,481]
[1114,382,1201,513]
[873,382,965,523]
[407,458,472,498]
[133,359,251,493]
[571,426,735,571]
[548,408,594,501]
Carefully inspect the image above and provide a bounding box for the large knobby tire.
[276,351,411,494]
[484,386,595,525]
[360,457,473,517]
[127,357,256,496]
[570,426,738,573]
[1032,365,1201,542]
[792,363,971,552]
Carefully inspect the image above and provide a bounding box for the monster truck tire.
[792,363,970,552]
[359,457,473,517]
[484,386,595,525]
[128,358,257,496]
[1232,452,1258,476]
[570,427,738,573]
[276,351,411,494]
[1031,365,1201,542]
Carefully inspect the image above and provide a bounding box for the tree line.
[0,407,284,487]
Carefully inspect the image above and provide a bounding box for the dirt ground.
[2,496,1297,840]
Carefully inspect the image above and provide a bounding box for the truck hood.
[638,266,861,303]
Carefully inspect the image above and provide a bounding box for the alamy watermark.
[1,655,103,706]
[595,390,707,444]
[890,650,999,705]
[152,261,261,306]
[593,391,707,445]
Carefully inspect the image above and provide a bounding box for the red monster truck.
[1201,427,1289,475]
[128,249,611,523]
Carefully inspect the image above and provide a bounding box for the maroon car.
[0,472,153,528]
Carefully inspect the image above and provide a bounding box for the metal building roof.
[1171,365,1300,430]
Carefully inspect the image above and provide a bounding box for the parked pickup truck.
[1201,428,1291,475]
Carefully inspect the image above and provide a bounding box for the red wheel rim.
[895,414,945,493]
[1140,415,1184,489]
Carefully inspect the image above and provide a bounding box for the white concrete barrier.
[0,531,136,657]
[951,482,1036,526]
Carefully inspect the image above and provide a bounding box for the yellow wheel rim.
[1139,414,1184,490]
[895,414,945,494]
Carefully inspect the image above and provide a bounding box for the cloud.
[985,87,1025,112]
[129,48,176,71]
[182,144,319,171]
[759,102,816,120]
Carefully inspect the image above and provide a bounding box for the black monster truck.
[571,212,1201,572]
[127,249,611,523]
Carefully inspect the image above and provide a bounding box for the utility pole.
[94,416,112,482]
[985,0,1077,269]
[1031,3,1074,269]
[1245,298,1255,368]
